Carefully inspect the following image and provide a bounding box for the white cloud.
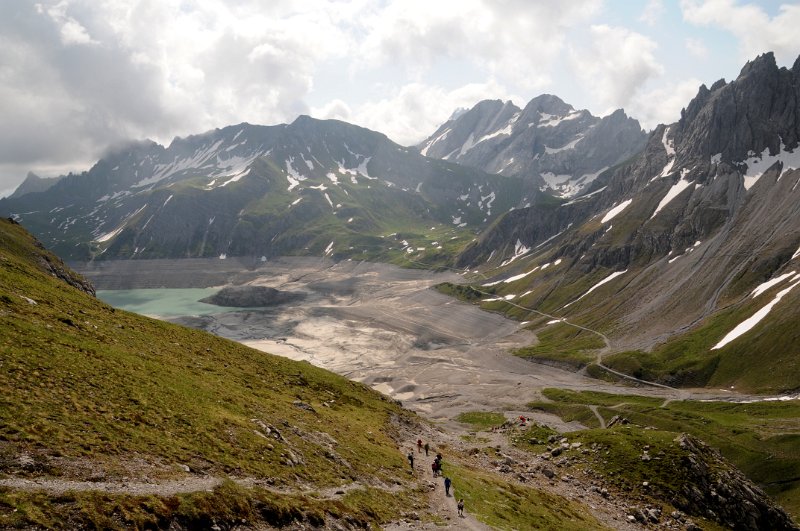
[357,0,602,90]
[332,81,519,146]
[628,77,703,130]
[570,25,664,112]
[311,99,354,123]
[37,1,99,46]
[0,0,352,190]
[640,0,666,26]
[685,37,709,59]
[680,0,800,64]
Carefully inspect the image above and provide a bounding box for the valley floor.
[78,257,750,422]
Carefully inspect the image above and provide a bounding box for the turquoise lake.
[96,288,239,317]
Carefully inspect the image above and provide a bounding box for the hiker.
[417,439,422,452]
[457,498,464,516]
[444,476,452,496]
[407,451,414,471]
[431,461,438,476]
[424,442,430,456]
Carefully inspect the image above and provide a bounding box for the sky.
[1,0,800,198]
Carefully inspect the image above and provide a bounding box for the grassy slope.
[0,218,424,528]
[439,248,800,393]
[0,218,616,529]
[603,292,800,393]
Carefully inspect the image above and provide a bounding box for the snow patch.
[601,199,633,223]
[751,271,796,298]
[742,142,800,190]
[544,135,582,154]
[650,179,693,219]
[218,167,250,188]
[566,270,628,307]
[503,270,535,283]
[661,126,675,156]
[420,128,451,157]
[562,186,606,206]
[476,113,519,144]
[458,133,477,156]
[500,239,531,267]
[95,226,124,243]
[712,278,800,350]
[539,110,582,127]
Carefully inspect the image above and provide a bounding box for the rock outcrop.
[200,285,304,307]
[673,434,798,531]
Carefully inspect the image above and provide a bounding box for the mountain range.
[3,51,800,529]
[416,95,647,198]
[0,117,539,263]
[2,52,799,395]
[446,52,800,394]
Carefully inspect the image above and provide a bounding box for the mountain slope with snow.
[417,95,647,199]
[454,53,800,395]
[1,117,538,262]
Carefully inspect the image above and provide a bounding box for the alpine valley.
[2,52,800,530]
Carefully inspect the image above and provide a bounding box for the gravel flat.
[78,257,733,422]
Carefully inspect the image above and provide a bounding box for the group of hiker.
[408,439,465,518]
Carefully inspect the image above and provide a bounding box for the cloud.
[685,37,709,58]
[628,77,704,130]
[316,80,519,146]
[680,0,800,64]
[0,0,350,190]
[357,0,602,90]
[569,25,664,112]
[640,0,666,26]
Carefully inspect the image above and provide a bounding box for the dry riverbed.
[78,257,731,423]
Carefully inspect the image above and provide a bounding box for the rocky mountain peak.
[418,93,646,198]
[8,171,62,199]
[673,52,800,165]
[521,93,573,117]
[737,51,777,79]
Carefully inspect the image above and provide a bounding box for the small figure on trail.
[417,439,423,452]
[431,461,438,476]
[424,442,430,456]
[433,455,443,476]
[407,451,414,471]
[444,476,452,496]
[457,498,464,516]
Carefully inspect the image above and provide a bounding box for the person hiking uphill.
[424,441,430,456]
[457,498,465,517]
[444,476,452,497]
[407,451,414,472]
[417,439,422,453]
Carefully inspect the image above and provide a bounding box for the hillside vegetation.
[0,217,425,529]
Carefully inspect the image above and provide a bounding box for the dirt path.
[588,404,607,428]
